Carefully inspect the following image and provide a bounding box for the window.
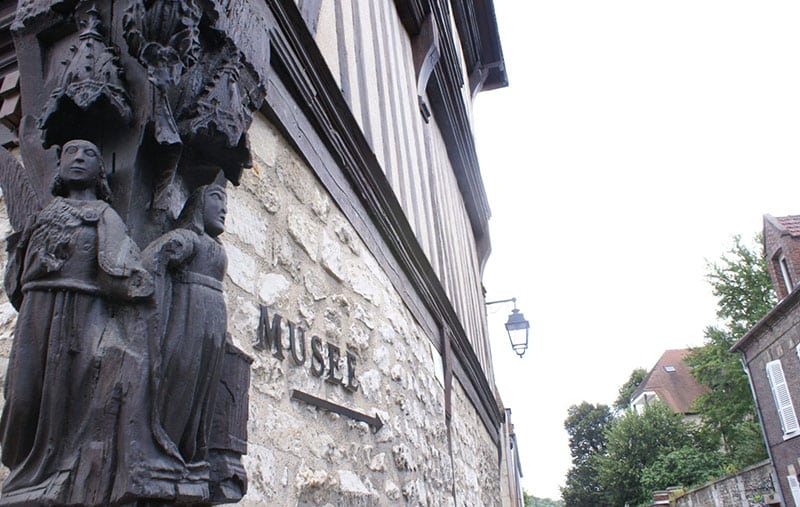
[779,253,794,294]
[766,359,800,437]
[788,475,800,506]
[664,365,676,373]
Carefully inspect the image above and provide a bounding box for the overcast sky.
[474,0,800,500]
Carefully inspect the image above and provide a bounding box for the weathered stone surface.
[337,470,370,495]
[288,212,321,261]
[225,242,258,294]
[320,232,346,282]
[227,191,269,256]
[258,272,290,305]
[0,112,501,507]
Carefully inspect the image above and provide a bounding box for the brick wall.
[763,215,800,299]
[735,287,800,506]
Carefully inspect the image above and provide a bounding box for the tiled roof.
[772,215,800,237]
[631,349,708,415]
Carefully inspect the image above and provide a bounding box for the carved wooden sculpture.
[143,185,242,503]
[0,1,258,505]
[0,140,156,505]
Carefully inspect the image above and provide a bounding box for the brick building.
[764,214,800,300]
[731,214,800,506]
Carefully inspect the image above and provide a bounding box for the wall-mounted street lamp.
[486,297,530,358]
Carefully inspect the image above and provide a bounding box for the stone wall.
[0,114,502,505]
[673,460,778,507]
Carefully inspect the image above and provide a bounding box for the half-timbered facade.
[0,1,514,504]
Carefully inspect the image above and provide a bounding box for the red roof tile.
[631,349,708,415]
[773,215,800,237]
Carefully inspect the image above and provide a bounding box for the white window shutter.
[788,475,800,506]
[767,360,800,436]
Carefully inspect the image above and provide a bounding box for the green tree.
[686,234,774,467]
[613,367,647,413]
[524,491,564,507]
[640,445,726,494]
[596,402,691,506]
[560,402,612,507]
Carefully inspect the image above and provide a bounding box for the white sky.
[474,0,800,500]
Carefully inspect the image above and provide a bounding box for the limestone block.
[368,452,386,473]
[227,297,260,341]
[287,212,321,261]
[337,470,370,496]
[261,186,281,214]
[303,272,327,301]
[295,466,333,491]
[385,480,401,501]
[309,432,337,462]
[272,234,299,276]
[225,242,257,294]
[330,294,351,316]
[277,158,312,205]
[225,191,269,256]
[297,294,316,324]
[349,267,381,304]
[372,346,391,375]
[258,272,290,306]
[241,443,277,503]
[333,220,361,255]
[320,231,346,282]
[354,303,375,330]
[346,322,370,352]
[311,188,330,221]
[249,113,281,168]
[392,444,416,472]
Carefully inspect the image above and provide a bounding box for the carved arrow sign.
[290,389,384,432]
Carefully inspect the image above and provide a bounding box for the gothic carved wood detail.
[0,1,265,505]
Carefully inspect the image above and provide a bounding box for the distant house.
[730,214,800,507]
[630,349,708,421]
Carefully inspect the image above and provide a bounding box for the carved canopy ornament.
[40,7,133,148]
[123,0,202,147]
[12,0,79,29]
[176,58,254,185]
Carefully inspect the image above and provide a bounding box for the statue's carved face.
[59,140,102,189]
[203,187,227,237]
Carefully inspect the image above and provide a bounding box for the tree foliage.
[640,445,726,494]
[524,491,564,507]
[705,234,776,337]
[613,367,647,413]
[686,234,774,467]
[562,240,776,504]
[560,402,612,507]
[565,402,612,465]
[596,402,692,506]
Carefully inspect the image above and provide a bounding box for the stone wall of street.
[0,113,501,506]
[673,460,777,507]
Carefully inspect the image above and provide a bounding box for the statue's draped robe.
[147,228,227,469]
[0,198,158,506]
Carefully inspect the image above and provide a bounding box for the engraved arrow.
[291,389,384,432]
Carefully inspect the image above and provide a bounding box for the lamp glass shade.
[504,308,529,357]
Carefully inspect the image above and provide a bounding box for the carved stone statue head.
[176,184,227,237]
[51,139,112,202]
